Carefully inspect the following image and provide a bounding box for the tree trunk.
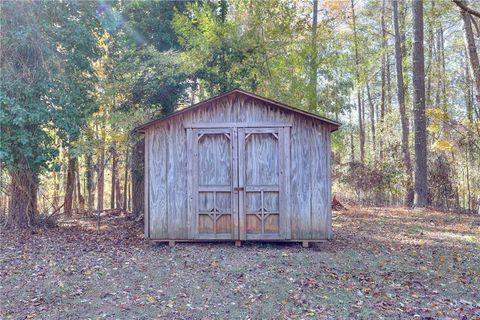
[115,181,122,209]
[123,149,129,211]
[53,171,59,212]
[76,158,84,213]
[412,0,428,207]
[465,147,472,212]
[97,147,105,213]
[381,0,387,115]
[464,46,475,213]
[438,26,447,105]
[115,155,122,209]
[393,0,414,206]
[72,168,77,213]
[465,48,474,122]
[308,0,319,113]
[128,176,132,212]
[434,24,442,108]
[357,91,365,163]
[386,51,392,112]
[459,7,480,106]
[478,196,480,215]
[349,110,355,162]
[399,0,409,106]
[85,153,94,210]
[64,155,76,216]
[426,15,434,106]
[111,145,117,209]
[366,82,376,156]
[351,0,364,163]
[131,138,145,218]
[361,89,366,140]
[379,0,387,162]
[7,168,37,228]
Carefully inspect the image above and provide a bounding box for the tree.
[64,155,76,216]
[97,127,105,213]
[379,0,387,161]
[412,0,428,207]
[366,82,376,154]
[0,1,101,227]
[110,144,118,209]
[392,0,414,206]
[454,0,480,107]
[308,0,319,112]
[173,1,261,95]
[85,151,95,210]
[350,0,365,163]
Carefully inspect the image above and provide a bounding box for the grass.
[1,207,479,319]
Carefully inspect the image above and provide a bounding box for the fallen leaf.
[147,296,156,304]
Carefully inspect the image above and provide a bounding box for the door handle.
[234,187,244,192]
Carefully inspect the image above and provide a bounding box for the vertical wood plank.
[186,127,194,239]
[278,127,286,238]
[232,127,239,240]
[237,127,246,240]
[289,121,298,239]
[310,122,325,239]
[144,132,150,238]
[150,126,168,239]
[166,123,176,238]
[290,118,312,239]
[283,126,291,239]
[193,129,199,238]
[172,119,188,238]
[326,128,333,239]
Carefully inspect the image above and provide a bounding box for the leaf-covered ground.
[1,207,479,319]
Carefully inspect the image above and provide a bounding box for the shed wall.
[145,93,332,240]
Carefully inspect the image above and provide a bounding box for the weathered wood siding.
[145,92,333,240]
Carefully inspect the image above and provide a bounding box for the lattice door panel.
[192,129,237,239]
[198,191,232,234]
[238,127,290,240]
[246,191,280,234]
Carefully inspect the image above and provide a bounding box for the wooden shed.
[136,89,340,246]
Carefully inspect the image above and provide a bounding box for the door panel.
[193,129,236,239]
[245,133,279,186]
[198,134,231,185]
[239,128,290,240]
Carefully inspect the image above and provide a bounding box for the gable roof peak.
[134,88,341,133]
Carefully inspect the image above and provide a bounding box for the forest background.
[1,0,479,228]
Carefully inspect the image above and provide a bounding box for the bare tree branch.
[453,0,480,19]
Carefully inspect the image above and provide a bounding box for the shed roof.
[134,88,341,133]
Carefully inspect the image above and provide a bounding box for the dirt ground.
[1,207,479,320]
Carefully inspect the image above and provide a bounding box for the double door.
[187,125,290,240]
